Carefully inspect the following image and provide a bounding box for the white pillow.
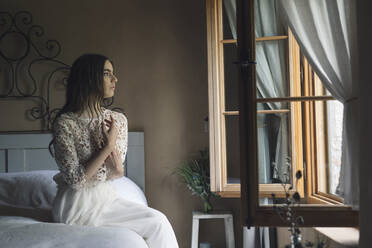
[0,170,58,210]
[0,170,147,210]
[110,177,148,206]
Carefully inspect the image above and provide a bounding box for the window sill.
[314,227,359,247]
[216,191,240,198]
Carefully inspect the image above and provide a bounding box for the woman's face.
[103,60,118,98]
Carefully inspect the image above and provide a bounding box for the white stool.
[191,211,235,248]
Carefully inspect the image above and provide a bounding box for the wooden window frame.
[301,54,345,205]
[206,0,359,227]
[206,0,330,200]
[207,0,301,199]
[236,0,358,227]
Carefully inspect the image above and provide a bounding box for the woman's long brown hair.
[48,53,113,157]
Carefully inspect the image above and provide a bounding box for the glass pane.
[256,40,289,99]
[223,0,286,40]
[254,0,286,38]
[257,103,292,184]
[222,0,236,40]
[314,99,328,193]
[259,197,274,206]
[224,44,239,111]
[325,88,332,96]
[225,115,240,184]
[326,100,343,196]
[313,74,343,197]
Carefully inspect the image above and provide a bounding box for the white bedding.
[0,170,150,247]
[0,216,149,248]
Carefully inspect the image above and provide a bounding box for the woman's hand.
[102,115,118,151]
[105,148,124,179]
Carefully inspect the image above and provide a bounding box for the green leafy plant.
[175,148,220,213]
[272,169,304,248]
[272,158,329,248]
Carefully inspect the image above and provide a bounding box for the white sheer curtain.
[279,0,359,208]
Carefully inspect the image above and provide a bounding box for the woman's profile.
[50,54,179,247]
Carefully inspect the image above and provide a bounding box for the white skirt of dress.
[52,182,179,248]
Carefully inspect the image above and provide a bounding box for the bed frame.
[0,132,145,192]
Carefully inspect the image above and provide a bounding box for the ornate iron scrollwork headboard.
[0,11,121,131]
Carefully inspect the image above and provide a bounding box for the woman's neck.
[78,104,103,118]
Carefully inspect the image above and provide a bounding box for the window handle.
[233,60,257,67]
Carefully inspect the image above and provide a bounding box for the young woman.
[50,54,179,247]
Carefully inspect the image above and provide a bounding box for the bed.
[0,132,148,248]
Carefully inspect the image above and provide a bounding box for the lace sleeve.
[53,118,87,189]
[115,113,128,165]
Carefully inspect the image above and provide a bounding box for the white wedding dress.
[51,107,179,248]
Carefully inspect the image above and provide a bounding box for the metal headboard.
[0,11,120,131]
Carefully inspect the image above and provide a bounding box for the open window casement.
[206,0,358,227]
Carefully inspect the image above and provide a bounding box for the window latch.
[233,60,257,67]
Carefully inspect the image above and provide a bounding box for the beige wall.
[0,0,243,247]
[8,1,370,247]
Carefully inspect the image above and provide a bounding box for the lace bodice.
[52,108,128,189]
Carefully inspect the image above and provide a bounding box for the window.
[206,0,358,226]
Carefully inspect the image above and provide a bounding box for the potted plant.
[175,148,220,213]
